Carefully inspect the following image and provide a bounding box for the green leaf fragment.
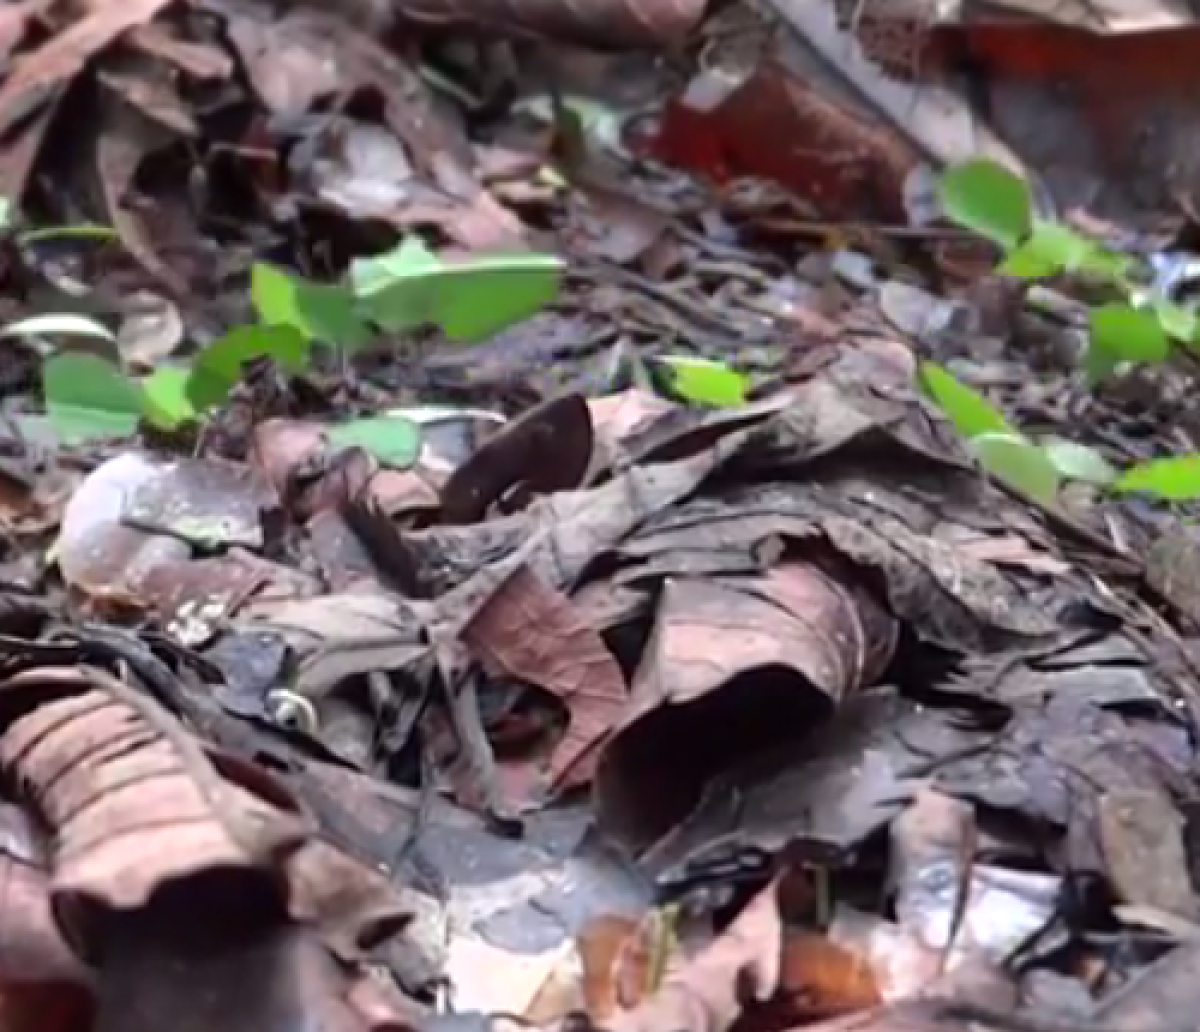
[971,432,1061,505]
[140,366,197,430]
[938,159,1032,250]
[251,263,371,350]
[348,237,441,294]
[1087,303,1169,381]
[327,414,422,468]
[1156,300,1198,343]
[42,353,142,444]
[997,220,1091,279]
[1114,454,1200,500]
[352,241,564,343]
[917,361,1016,439]
[1040,437,1117,485]
[186,325,312,410]
[651,355,749,407]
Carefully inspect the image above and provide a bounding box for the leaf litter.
[7,2,1200,1032]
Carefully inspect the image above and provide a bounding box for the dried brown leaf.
[0,665,311,913]
[441,394,593,525]
[463,564,627,792]
[0,0,180,130]
[0,804,89,985]
[609,876,783,1032]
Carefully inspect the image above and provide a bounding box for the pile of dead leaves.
[3,1,1200,1032]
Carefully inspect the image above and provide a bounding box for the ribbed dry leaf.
[0,804,89,985]
[0,665,311,912]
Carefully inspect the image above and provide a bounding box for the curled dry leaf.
[597,561,897,850]
[57,453,192,602]
[463,564,627,794]
[0,665,312,915]
[441,393,593,524]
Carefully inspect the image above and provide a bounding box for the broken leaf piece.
[917,361,1016,440]
[328,415,423,469]
[42,353,142,444]
[352,241,565,343]
[649,356,750,408]
[1114,453,1200,500]
[938,159,1031,251]
[969,433,1060,505]
[251,262,371,351]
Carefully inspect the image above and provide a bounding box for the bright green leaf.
[327,414,422,468]
[42,353,142,444]
[650,355,749,407]
[1156,300,1198,343]
[1114,454,1200,500]
[971,432,1060,505]
[1077,247,1133,281]
[1088,303,1170,373]
[1084,341,1122,387]
[938,159,1031,250]
[917,361,1016,439]
[1,313,115,340]
[252,263,371,350]
[1040,437,1117,485]
[140,366,197,430]
[996,220,1091,279]
[348,237,440,295]
[187,325,311,410]
[354,248,564,343]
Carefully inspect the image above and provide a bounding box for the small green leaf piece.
[971,432,1060,504]
[938,159,1031,250]
[1156,301,1198,343]
[187,325,311,410]
[140,366,197,430]
[1086,303,1170,384]
[1114,454,1200,500]
[918,361,1016,439]
[252,263,371,350]
[348,237,440,294]
[1089,302,1170,367]
[1040,437,1117,485]
[996,220,1091,280]
[2,313,115,340]
[42,353,142,443]
[650,355,749,407]
[328,415,422,468]
[353,240,564,343]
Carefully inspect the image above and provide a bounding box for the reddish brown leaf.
[774,930,883,1021]
[609,876,783,1032]
[463,564,627,792]
[647,58,918,222]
